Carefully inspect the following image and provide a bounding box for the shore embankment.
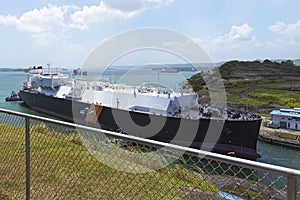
[258,118,300,150]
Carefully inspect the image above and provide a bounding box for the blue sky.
[0,0,300,68]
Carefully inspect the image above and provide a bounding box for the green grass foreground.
[0,123,219,199]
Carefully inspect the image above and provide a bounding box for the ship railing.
[0,108,299,200]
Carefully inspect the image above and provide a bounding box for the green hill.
[188,60,300,113]
[219,59,300,80]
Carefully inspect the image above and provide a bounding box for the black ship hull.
[19,90,262,160]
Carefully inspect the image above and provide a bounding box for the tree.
[281,60,294,67]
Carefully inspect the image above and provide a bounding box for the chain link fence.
[0,109,300,199]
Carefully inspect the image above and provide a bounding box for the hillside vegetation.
[188,59,300,113]
[219,59,299,80]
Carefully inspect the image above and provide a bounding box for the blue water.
[1,71,300,171]
[0,71,51,117]
[257,140,300,169]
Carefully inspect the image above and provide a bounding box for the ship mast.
[47,62,51,74]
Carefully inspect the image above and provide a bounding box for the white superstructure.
[24,72,200,119]
[23,71,260,121]
[80,82,199,118]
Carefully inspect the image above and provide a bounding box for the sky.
[0,0,300,68]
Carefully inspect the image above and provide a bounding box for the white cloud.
[269,22,286,33]
[0,4,76,46]
[0,5,74,33]
[269,20,300,44]
[69,1,139,30]
[140,0,175,8]
[0,1,175,45]
[214,23,254,44]
[69,0,174,30]
[228,23,253,41]
[101,0,174,11]
[0,15,18,25]
[18,5,73,33]
[190,24,262,62]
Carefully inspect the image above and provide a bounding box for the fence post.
[25,117,30,200]
[287,176,297,200]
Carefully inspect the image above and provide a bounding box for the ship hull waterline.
[19,90,262,160]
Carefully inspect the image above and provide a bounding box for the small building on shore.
[269,108,300,130]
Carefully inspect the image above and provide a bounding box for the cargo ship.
[19,69,262,160]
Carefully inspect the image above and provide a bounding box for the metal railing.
[0,108,300,199]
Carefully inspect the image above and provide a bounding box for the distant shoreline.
[0,68,26,72]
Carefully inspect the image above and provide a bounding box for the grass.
[222,185,269,200]
[223,78,300,109]
[0,123,219,199]
[224,79,288,94]
[225,80,257,94]
[249,88,300,108]
[0,188,9,200]
[226,95,268,107]
[260,113,271,118]
[274,132,298,140]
